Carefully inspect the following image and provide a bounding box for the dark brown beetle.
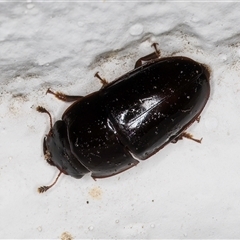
[37,44,210,193]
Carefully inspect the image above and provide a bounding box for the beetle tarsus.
[94,72,108,87]
[38,171,62,193]
[46,88,83,102]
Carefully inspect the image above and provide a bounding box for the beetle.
[37,43,210,193]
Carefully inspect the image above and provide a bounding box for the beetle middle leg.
[46,88,84,102]
[134,43,161,68]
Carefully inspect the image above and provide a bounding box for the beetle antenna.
[38,171,62,193]
[36,106,53,129]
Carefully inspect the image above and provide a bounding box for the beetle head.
[37,105,90,192]
[43,120,90,179]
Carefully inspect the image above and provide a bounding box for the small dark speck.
[152,200,154,202]
[86,201,89,204]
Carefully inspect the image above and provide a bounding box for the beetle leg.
[38,171,62,193]
[172,132,202,144]
[134,43,161,68]
[46,88,83,102]
[94,72,109,88]
[196,116,201,123]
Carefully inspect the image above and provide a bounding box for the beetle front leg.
[172,132,202,144]
[134,43,161,68]
[46,88,84,102]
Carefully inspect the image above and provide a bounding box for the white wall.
[1,2,240,239]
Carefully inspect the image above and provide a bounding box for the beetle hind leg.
[134,43,161,68]
[172,132,202,144]
[46,88,84,102]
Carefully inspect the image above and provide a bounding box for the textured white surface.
[1,2,240,239]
